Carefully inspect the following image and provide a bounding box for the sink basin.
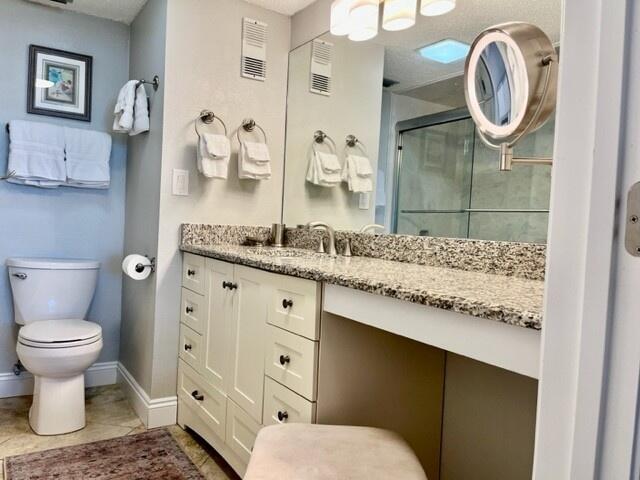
[246,247,324,258]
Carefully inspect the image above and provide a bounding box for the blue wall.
[0,0,130,372]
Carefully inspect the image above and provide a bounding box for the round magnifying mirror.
[464,22,558,147]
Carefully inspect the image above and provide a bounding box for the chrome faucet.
[359,224,385,234]
[306,221,337,256]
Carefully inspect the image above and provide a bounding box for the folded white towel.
[64,126,112,189]
[306,151,341,187]
[239,142,271,180]
[113,81,149,136]
[7,120,66,188]
[342,154,373,193]
[203,133,231,159]
[242,141,271,163]
[198,135,229,179]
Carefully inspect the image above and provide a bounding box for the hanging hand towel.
[7,120,66,188]
[113,80,137,133]
[129,83,149,136]
[306,151,341,187]
[64,126,112,189]
[342,154,373,193]
[239,141,271,180]
[198,134,230,179]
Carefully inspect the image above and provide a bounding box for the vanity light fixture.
[382,0,417,31]
[418,38,469,64]
[330,0,352,36]
[420,0,456,16]
[348,0,380,41]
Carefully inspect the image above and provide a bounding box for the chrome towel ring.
[312,130,337,154]
[236,118,267,144]
[345,134,367,155]
[195,109,228,139]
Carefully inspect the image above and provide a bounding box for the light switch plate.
[358,192,370,210]
[172,169,189,196]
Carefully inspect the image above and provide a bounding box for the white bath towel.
[342,154,373,193]
[198,135,229,179]
[306,151,341,187]
[64,126,112,189]
[7,120,66,188]
[239,141,271,180]
[203,133,231,159]
[113,81,149,136]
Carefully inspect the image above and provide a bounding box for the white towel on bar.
[64,126,112,189]
[342,154,373,193]
[113,81,149,136]
[306,151,341,187]
[7,120,66,188]
[198,134,230,179]
[239,141,271,180]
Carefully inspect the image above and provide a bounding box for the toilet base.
[29,373,86,435]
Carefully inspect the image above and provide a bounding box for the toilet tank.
[6,258,100,325]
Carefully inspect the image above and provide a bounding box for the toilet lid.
[19,320,102,348]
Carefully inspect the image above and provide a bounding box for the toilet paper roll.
[122,254,152,281]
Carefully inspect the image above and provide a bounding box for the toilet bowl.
[7,257,103,435]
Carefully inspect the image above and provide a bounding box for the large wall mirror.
[282,0,560,243]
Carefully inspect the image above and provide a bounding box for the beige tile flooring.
[0,384,239,480]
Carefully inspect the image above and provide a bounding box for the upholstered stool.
[245,424,428,480]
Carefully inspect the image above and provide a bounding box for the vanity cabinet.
[177,253,321,476]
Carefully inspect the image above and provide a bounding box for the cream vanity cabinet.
[177,253,321,476]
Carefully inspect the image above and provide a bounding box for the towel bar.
[195,110,228,138]
[312,130,337,154]
[136,75,160,91]
[236,118,267,144]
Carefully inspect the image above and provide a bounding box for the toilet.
[7,257,103,435]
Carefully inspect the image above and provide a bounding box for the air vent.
[241,17,267,81]
[310,39,333,96]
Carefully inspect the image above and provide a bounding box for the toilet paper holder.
[135,256,156,274]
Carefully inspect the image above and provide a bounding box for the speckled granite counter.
[180,244,544,330]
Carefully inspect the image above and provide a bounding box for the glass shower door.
[394,112,476,237]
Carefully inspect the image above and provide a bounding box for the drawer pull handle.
[222,281,238,290]
[187,269,196,277]
[191,390,204,401]
[184,344,192,351]
[185,306,194,314]
[277,410,289,422]
[282,299,293,309]
[279,354,291,366]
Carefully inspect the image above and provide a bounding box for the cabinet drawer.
[265,325,318,401]
[263,376,316,426]
[181,287,205,334]
[178,324,202,371]
[177,360,226,441]
[183,253,206,294]
[267,273,320,340]
[226,399,262,467]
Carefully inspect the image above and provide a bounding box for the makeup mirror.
[464,22,558,170]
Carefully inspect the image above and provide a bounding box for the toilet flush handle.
[12,273,27,280]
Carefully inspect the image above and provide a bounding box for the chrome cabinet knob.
[191,390,204,401]
[277,410,289,422]
[282,299,293,309]
[279,354,291,366]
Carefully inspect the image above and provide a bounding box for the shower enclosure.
[392,108,553,243]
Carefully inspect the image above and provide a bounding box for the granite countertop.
[180,244,544,330]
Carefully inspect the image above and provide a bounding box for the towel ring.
[312,130,337,154]
[236,118,267,144]
[195,110,228,139]
[345,134,367,155]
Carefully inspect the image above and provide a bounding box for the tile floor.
[0,384,238,480]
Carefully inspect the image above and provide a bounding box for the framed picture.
[27,45,92,122]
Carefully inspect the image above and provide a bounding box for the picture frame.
[27,45,92,122]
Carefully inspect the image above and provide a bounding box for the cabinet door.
[229,265,268,423]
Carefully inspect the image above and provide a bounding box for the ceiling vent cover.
[310,39,333,96]
[241,17,267,81]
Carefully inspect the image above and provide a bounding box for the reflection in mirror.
[282,0,560,243]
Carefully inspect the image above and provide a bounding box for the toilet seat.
[18,319,102,349]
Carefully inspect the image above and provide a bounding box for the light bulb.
[383,0,417,31]
[420,0,456,16]
[348,0,379,41]
[330,0,352,36]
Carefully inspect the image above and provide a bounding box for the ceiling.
[26,0,148,24]
[25,0,315,23]
[376,0,562,95]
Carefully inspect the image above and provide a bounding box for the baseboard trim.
[116,362,177,428]
[0,361,118,399]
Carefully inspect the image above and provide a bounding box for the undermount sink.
[246,247,323,258]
